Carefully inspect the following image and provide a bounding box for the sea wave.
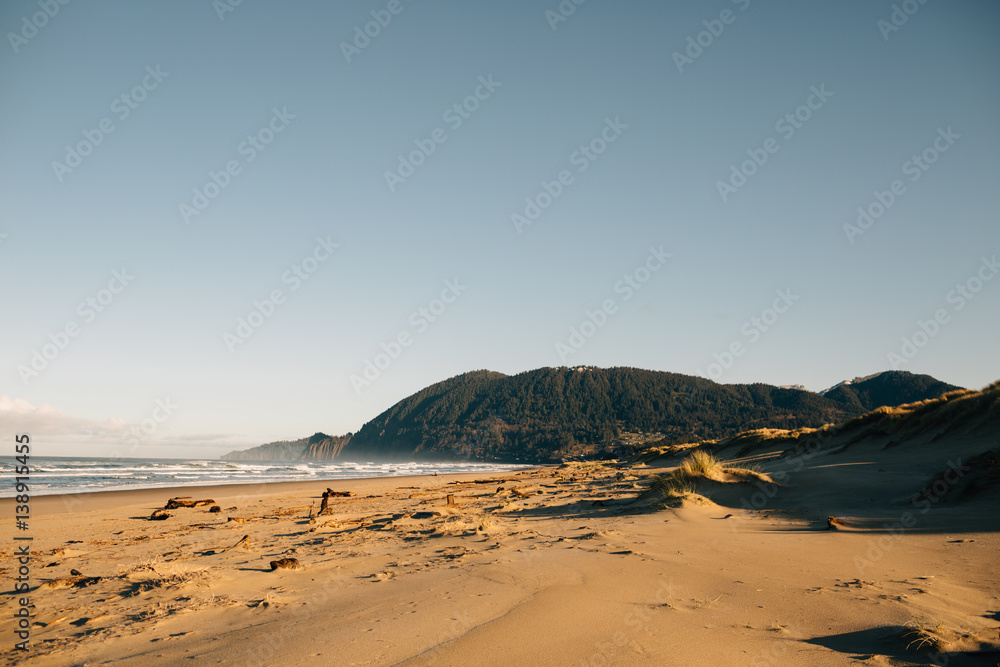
[2,456,534,497]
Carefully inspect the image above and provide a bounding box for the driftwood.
[150,509,171,520]
[165,498,215,509]
[224,535,253,552]
[42,575,101,589]
[270,558,301,571]
[827,516,847,530]
[208,505,221,513]
[318,488,353,516]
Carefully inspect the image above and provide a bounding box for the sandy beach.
[4,396,1000,667]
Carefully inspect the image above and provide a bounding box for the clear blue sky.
[2,1,998,457]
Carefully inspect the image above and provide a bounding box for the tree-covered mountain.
[218,368,962,463]
[820,371,961,412]
[340,367,962,463]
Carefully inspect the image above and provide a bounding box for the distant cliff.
[221,432,351,462]
[302,433,351,460]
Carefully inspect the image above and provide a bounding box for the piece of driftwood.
[446,494,455,506]
[150,509,171,520]
[827,516,847,530]
[165,498,215,509]
[225,535,252,552]
[208,505,221,513]
[42,575,101,589]
[319,488,353,516]
[270,558,301,571]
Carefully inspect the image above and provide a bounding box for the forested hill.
[820,371,961,412]
[341,367,961,463]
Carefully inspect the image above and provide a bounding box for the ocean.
[5,456,533,497]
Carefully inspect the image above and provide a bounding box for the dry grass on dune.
[634,382,1000,465]
[848,385,993,433]
[642,451,772,505]
[632,428,813,464]
[777,382,1000,458]
[713,427,825,458]
[630,441,704,463]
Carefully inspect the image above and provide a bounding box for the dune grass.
[899,622,948,653]
[645,451,764,502]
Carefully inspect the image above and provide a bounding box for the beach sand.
[3,427,999,666]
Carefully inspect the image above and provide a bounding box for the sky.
[1,0,998,458]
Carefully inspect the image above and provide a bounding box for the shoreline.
[10,457,538,504]
[0,468,546,517]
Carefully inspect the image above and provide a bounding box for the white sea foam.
[4,456,533,497]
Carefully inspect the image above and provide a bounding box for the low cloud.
[0,395,128,442]
[0,396,251,458]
